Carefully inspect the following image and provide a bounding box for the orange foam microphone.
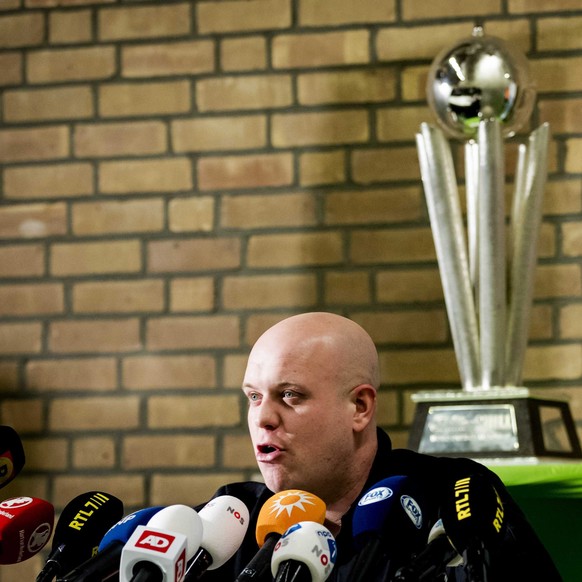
[235,490,326,582]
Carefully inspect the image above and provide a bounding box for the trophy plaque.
[408,24,582,462]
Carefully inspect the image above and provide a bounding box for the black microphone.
[0,425,26,490]
[36,491,124,582]
[350,475,429,582]
[439,474,506,582]
[235,490,326,582]
[58,506,165,582]
[393,518,462,581]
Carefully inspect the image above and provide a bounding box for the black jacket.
[196,428,561,581]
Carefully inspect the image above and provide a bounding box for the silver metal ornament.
[426,25,536,140]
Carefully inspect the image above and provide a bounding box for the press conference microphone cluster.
[58,494,250,582]
[120,496,252,582]
[235,489,326,582]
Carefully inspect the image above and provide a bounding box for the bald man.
[199,312,560,581]
[243,312,379,534]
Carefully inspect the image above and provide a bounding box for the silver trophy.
[409,25,581,461]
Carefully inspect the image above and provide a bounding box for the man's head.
[242,312,380,506]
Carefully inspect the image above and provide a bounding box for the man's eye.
[283,390,296,399]
[247,392,260,402]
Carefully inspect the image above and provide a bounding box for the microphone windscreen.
[198,495,250,570]
[0,496,54,564]
[234,491,326,582]
[256,490,326,547]
[57,507,165,582]
[146,504,203,561]
[439,474,506,554]
[271,521,337,582]
[353,475,427,554]
[40,491,124,578]
[349,476,429,582]
[119,525,188,582]
[51,491,124,551]
[99,506,165,551]
[0,425,26,489]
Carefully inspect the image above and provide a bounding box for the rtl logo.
[136,529,176,554]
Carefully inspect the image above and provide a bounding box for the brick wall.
[2,0,582,577]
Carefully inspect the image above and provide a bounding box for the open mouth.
[258,444,279,454]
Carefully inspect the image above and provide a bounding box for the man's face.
[242,334,356,501]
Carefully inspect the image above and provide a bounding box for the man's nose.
[254,398,280,429]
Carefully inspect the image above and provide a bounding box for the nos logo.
[136,530,176,553]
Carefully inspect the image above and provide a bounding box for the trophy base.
[408,387,582,462]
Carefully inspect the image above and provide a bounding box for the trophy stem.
[416,123,481,390]
[465,141,480,296]
[478,119,506,388]
[510,143,528,265]
[505,123,550,387]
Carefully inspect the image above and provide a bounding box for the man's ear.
[351,384,377,432]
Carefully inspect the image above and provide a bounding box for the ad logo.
[175,547,186,582]
[136,530,176,553]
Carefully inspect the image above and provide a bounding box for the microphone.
[349,475,428,582]
[120,504,204,582]
[235,489,326,582]
[119,525,189,582]
[0,425,26,490]
[58,506,165,582]
[0,496,54,564]
[185,495,250,580]
[146,504,204,561]
[271,521,337,582]
[36,491,124,582]
[393,518,462,581]
[439,474,506,582]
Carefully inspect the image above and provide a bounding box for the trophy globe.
[426,24,537,140]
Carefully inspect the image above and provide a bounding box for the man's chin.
[260,467,296,493]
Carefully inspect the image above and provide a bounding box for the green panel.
[490,463,582,581]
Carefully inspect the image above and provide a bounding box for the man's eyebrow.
[242,381,306,391]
